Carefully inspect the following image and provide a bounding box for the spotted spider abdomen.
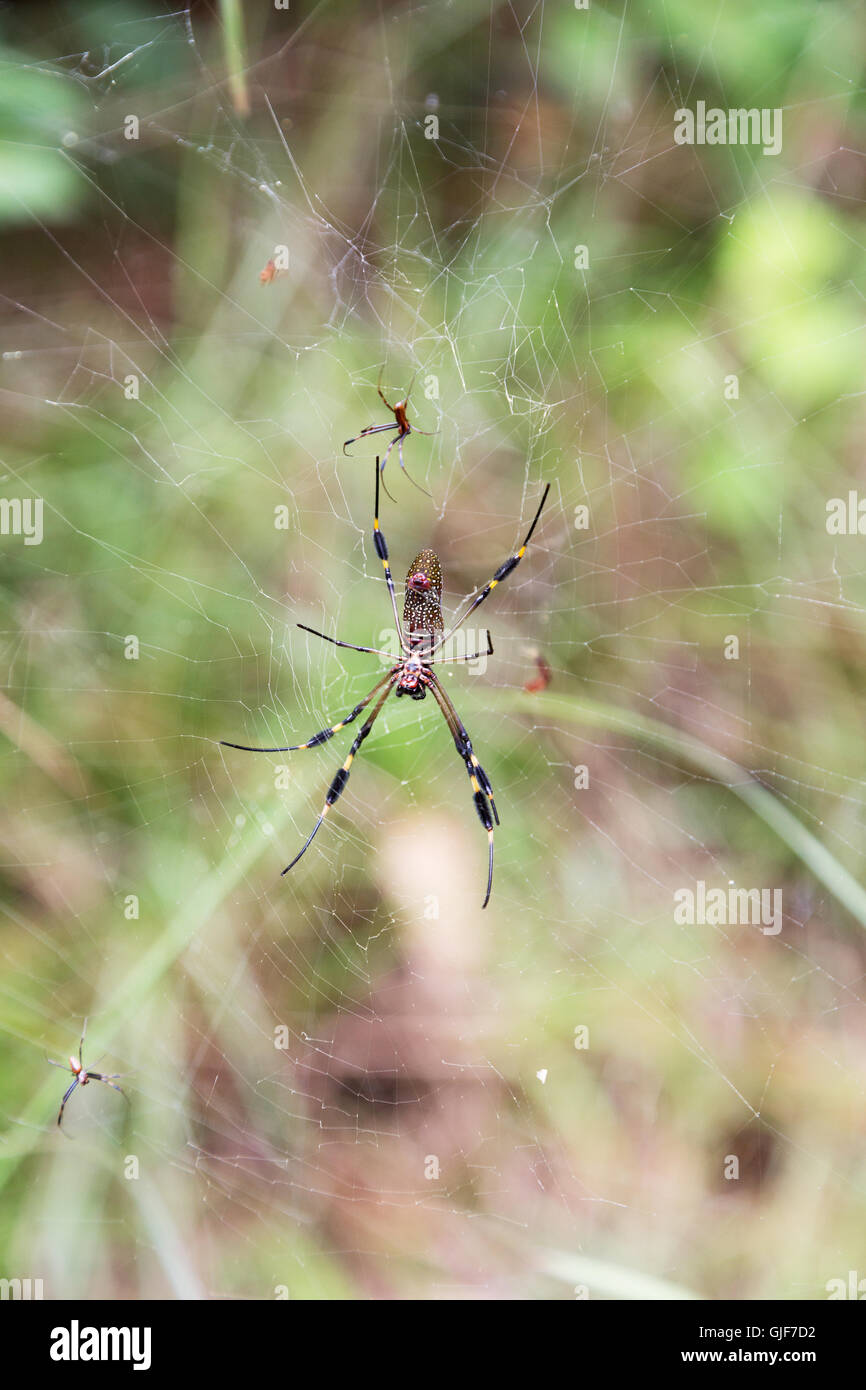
[404,549,443,644]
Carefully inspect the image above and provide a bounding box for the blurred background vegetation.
[1,0,865,1299]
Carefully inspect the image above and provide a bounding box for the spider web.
[1,0,866,1301]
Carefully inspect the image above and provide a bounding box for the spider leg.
[57,1077,80,1129]
[79,1017,87,1068]
[432,483,550,654]
[427,674,498,909]
[372,460,407,649]
[89,1074,130,1104]
[46,1057,71,1069]
[396,432,432,498]
[296,623,394,658]
[376,362,396,414]
[282,678,395,875]
[343,423,399,454]
[401,369,436,435]
[428,673,499,826]
[401,370,419,405]
[433,631,493,665]
[377,435,400,503]
[221,671,396,753]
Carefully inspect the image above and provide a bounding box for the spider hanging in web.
[46,1018,128,1132]
[222,462,550,907]
[343,368,437,501]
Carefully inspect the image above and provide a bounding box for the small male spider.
[46,1018,128,1132]
[343,368,437,500]
[222,462,550,908]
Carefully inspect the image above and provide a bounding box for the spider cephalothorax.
[222,461,550,908]
[395,652,428,700]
